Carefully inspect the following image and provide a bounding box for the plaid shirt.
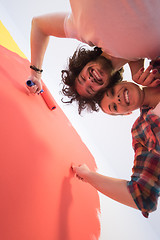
[127,107,160,218]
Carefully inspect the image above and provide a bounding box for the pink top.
[64,0,160,61]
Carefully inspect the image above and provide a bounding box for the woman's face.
[75,57,112,98]
[100,81,144,115]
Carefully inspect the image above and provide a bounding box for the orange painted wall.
[0,25,100,240]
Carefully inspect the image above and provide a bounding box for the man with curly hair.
[61,46,124,113]
[28,0,160,113]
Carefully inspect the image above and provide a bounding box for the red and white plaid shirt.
[127,106,160,218]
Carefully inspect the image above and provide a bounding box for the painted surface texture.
[0,23,100,240]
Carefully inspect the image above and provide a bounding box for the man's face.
[75,57,112,98]
[100,81,144,115]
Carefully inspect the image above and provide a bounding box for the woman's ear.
[123,112,132,115]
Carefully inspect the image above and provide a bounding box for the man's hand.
[27,74,42,94]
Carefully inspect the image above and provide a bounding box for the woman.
[72,75,160,218]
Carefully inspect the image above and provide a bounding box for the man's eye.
[81,75,85,81]
[90,86,95,92]
[77,77,82,84]
[113,103,117,111]
[87,90,92,95]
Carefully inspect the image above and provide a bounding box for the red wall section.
[0,45,100,240]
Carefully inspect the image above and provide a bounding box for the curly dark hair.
[61,46,123,114]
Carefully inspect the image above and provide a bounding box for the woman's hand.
[71,164,91,182]
[150,58,160,74]
[133,65,160,87]
[71,163,138,209]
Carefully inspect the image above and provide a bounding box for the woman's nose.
[117,94,120,103]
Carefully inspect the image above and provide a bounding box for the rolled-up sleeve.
[127,143,160,218]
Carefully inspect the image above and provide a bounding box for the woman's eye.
[113,103,117,111]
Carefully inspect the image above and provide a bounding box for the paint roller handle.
[26,80,56,110]
[26,80,44,93]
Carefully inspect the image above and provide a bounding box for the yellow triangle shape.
[0,21,27,59]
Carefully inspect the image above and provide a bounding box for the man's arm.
[28,13,67,93]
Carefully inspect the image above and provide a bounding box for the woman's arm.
[132,65,160,87]
[72,164,137,210]
[105,56,160,87]
[28,13,67,93]
[129,59,160,87]
[128,59,144,78]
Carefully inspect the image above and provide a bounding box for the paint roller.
[26,80,56,110]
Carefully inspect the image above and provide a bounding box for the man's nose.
[86,77,95,87]
[88,76,94,83]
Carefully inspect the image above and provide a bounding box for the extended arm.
[72,164,137,210]
[28,13,67,93]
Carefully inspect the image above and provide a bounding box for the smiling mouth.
[89,68,104,85]
[124,89,130,105]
